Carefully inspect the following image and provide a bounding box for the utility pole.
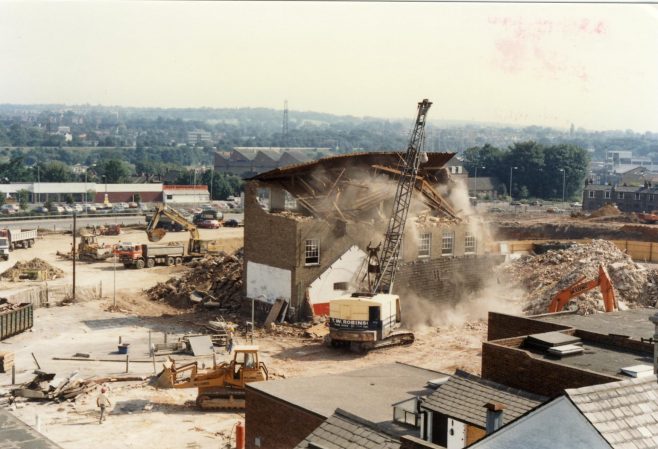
[72,212,76,302]
[282,100,289,149]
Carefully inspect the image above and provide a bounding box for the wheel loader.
[156,346,268,410]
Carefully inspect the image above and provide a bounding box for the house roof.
[566,374,658,449]
[0,409,63,449]
[421,370,547,428]
[467,396,612,449]
[295,409,400,449]
[247,362,442,437]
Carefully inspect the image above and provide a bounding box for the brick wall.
[245,387,324,449]
[575,329,653,353]
[396,255,505,304]
[487,312,571,341]
[481,340,618,398]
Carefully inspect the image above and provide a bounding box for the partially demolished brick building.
[244,152,503,320]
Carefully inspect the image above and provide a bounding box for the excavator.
[146,204,222,256]
[325,99,433,353]
[547,264,617,313]
[157,346,268,409]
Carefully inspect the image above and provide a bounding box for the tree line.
[462,142,590,201]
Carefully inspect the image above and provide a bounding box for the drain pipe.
[649,312,658,376]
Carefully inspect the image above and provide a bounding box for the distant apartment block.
[187,129,213,146]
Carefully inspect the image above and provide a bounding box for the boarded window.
[635,193,641,200]
[605,191,611,199]
[442,231,454,256]
[464,232,476,254]
[304,239,320,265]
[618,192,624,199]
[588,190,594,198]
[418,233,431,258]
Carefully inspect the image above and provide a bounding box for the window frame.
[605,191,611,199]
[304,239,320,266]
[464,231,476,254]
[588,190,595,198]
[441,231,454,256]
[418,233,431,258]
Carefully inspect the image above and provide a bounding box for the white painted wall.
[447,419,467,449]
[307,245,367,305]
[246,261,291,304]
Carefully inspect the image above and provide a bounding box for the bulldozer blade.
[147,228,167,242]
[197,391,246,410]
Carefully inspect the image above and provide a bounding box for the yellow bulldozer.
[157,346,268,410]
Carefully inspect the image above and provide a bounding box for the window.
[618,192,624,199]
[304,239,320,265]
[418,233,431,258]
[333,282,348,291]
[605,191,611,199]
[166,194,173,200]
[464,232,476,254]
[635,193,641,200]
[588,190,595,198]
[651,194,654,201]
[442,231,454,256]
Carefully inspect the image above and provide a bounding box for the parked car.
[198,219,221,229]
[83,204,97,213]
[530,200,543,206]
[33,206,49,214]
[223,218,239,227]
[62,205,74,213]
[128,202,138,208]
[73,204,84,212]
[570,202,582,208]
[509,201,522,206]
[50,205,65,214]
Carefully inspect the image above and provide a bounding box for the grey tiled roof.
[0,409,63,448]
[566,375,658,449]
[421,370,547,428]
[295,409,400,449]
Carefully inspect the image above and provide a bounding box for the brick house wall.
[245,387,324,449]
[583,185,658,212]
[481,338,618,398]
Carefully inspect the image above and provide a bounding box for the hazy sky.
[1,1,657,132]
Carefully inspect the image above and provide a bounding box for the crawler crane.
[325,99,432,352]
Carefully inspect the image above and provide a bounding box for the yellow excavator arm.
[146,204,200,242]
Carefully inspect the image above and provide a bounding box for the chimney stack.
[649,313,658,376]
[484,402,506,434]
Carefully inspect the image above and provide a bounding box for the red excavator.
[547,265,617,313]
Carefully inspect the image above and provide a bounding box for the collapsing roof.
[249,151,460,222]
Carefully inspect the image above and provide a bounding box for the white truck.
[0,229,38,260]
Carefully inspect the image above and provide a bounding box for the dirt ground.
[0,227,488,449]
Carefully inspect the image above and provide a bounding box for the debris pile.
[146,252,243,310]
[0,300,25,312]
[499,240,658,315]
[587,203,621,219]
[1,258,64,281]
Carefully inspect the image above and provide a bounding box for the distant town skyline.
[1,2,656,132]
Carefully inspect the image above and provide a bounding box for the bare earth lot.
[0,227,486,449]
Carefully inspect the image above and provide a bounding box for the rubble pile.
[1,258,64,280]
[499,240,658,315]
[145,251,243,310]
[587,203,621,219]
[0,300,25,312]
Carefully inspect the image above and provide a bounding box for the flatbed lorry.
[0,229,38,260]
[116,243,185,269]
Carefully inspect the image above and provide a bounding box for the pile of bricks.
[498,239,658,315]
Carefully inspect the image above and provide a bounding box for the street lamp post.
[509,166,518,201]
[559,168,566,205]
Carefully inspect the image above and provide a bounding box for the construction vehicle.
[146,204,223,256]
[0,229,37,260]
[325,99,433,352]
[157,346,268,409]
[78,229,115,261]
[638,212,658,224]
[116,242,185,268]
[548,264,617,313]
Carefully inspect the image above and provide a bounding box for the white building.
[162,185,210,204]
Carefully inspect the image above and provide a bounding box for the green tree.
[16,189,30,210]
[63,194,74,205]
[97,159,132,183]
[38,161,73,182]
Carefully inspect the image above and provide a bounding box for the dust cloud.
[401,276,525,329]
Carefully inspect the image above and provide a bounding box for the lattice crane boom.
[373,99,432,294]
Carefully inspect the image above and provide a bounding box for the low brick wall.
[487,312,571,341]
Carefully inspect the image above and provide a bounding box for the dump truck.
[116,242,185,269]
[0,229,38,260]
[157,346,268,409]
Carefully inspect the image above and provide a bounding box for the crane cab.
[328,293,401,344]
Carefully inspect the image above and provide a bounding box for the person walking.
[96,387,111,424]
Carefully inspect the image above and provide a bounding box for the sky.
[0,1,657,132]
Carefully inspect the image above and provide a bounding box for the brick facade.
[245,387,324,449]
[583,184,658,212]
[244,181,502,320]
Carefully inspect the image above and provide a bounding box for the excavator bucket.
[147,228,167,242]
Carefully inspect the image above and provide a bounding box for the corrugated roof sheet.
[421,370,547,428]
[247,151,455,181]
[566,374,658,449]
[295,409,401,449]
